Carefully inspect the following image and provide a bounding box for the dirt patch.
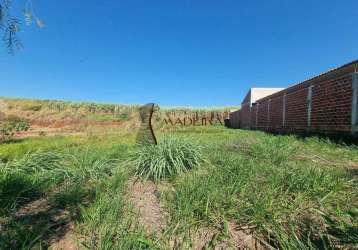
[15,198,50,217]
[224,222,266,250]
[186,227,218,250]
[49,222,80,250]
[31,119,122,128]
[14,125,83,139]
[126,178,168,235]
[226,136,258,155]
[345,161,358,177]
[7,198,81,249]
[171,222,267,250]
[13,121,127,139]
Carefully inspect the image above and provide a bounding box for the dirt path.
[125,178,266,249]
[126,178,168,235]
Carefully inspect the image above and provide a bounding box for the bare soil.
[49,222,79,250]
[170,221,267,249]
[15,125,83,139]
[7,197,80,249]
[126,178,168,235]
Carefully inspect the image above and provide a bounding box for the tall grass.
[131,135,203,182]
[0,152,64,216]
[0,145,126,249]
[1,97,232,126]
[0,146,121,216]
[164,130,358,249]
[0,125,357,249]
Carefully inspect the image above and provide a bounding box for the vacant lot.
[0,126,357,249]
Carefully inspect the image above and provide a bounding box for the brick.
[235,60,358,136]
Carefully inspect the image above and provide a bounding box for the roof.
[242,88,285,105]
[250,88,285,103]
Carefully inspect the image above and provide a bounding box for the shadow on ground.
[0,185,91,249]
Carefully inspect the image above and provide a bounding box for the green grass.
[163,129,358,249]
[0,127,357,249]
[131,135,203,182]
[78,171,157,250]
[0,138,135,249]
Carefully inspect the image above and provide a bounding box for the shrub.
[131,135,203,182]
[0,116,30,142]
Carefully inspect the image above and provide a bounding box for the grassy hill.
[0,97,239,137]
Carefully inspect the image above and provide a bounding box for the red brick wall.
[240,102,251,128]
[229,110,241,128]
[242,61,358,136]
[311,75,353,133]
[256,100,269,129]
[250,104,257,129]
[284,87,308,132]
[268,95,284,131]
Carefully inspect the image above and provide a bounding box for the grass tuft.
[131,135,203,182]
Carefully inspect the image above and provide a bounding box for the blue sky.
[1,0,357,107]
